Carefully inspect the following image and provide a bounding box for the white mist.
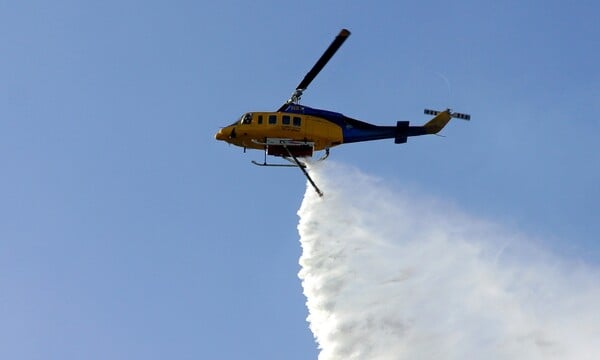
[298,162,600,360]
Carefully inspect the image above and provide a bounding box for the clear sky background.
[1,1,598,359]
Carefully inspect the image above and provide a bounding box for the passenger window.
[269,115,277,124]
[257,115,263,124]
[293,117,301,126]
[282,115,290,125]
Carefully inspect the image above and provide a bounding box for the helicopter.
[215,29,470,197]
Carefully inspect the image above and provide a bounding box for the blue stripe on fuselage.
[281,104,351,128]
[342,126,397,143]
[281,104,397,143]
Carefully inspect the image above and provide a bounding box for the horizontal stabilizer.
[395,121,409,144]
[425,109,471,121]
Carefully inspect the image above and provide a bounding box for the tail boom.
[339,108,470,144]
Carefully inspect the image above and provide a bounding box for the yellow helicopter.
[215,29,470,196]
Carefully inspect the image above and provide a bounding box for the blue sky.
[1,1,598,359]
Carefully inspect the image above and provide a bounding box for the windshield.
[228,113,252,126]
[240,112,252,124]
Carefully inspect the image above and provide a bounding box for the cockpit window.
[240,113,252,125]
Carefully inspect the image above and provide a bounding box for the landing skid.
[251,142,324,197]
[251,160,298,168]
[251,144,306,168]
[315,148,330,161]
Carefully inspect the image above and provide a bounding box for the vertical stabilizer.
[423,109,471,134]
[424,110,452,134]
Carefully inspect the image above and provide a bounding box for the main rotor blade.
[296,28,351,92]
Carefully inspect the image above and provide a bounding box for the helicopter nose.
[215,127,236,141]
[215,128,228,141]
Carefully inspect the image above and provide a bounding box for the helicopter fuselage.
[215,103,414,155]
